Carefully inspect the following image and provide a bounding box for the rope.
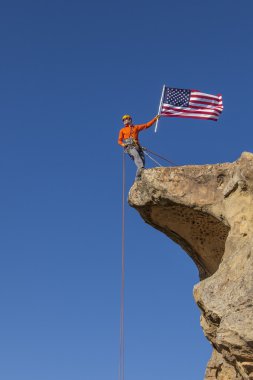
[143,147,177,166]
[119,150,125,380]
[144,151,162,167]
[118,146,174,380]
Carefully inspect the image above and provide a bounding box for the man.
[118,114,160,180]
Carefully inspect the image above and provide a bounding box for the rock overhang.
[129,163,232,280]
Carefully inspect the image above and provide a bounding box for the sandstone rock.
[128,152,253,380]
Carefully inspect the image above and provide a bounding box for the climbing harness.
[119,150,125,380]
[123,137,137,146]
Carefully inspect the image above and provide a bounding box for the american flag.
[160,87,223,121]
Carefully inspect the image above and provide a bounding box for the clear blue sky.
[0,1,252,379]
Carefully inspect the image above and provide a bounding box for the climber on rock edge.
[118,114,160,181]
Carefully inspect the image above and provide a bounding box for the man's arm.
[118,129,125,147]
[135,115,160,132]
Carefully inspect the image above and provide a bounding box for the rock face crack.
[129,152,253,380]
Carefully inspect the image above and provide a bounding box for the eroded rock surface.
[128,152,253,380]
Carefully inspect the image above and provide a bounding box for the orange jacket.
[118,117,157,147]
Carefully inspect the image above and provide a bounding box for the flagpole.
[154,84,165,133]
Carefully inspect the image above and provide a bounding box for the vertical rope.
[119,150,125,380]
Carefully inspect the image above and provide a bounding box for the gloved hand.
[156,114,161,120]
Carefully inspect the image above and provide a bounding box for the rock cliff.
[128,152,253,380]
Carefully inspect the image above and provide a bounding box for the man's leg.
[128,147,145,180]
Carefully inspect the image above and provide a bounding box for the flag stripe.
[190,98,223,106]
[189,102,223,109]
[188,105,223,112]
[161,108,219,118]
[161,114,218,121]
[161,109,221,118]
[186,103,223,110]
[161,109,220,118]
[191,91,222,101]
[162,104,222,115]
